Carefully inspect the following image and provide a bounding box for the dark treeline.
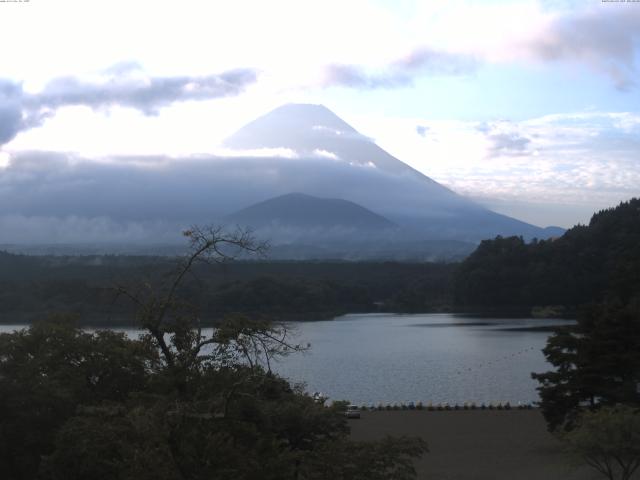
[454,198,640,313]
[3,198,639,325]
[514,199,640,438]
[0,254,454,324]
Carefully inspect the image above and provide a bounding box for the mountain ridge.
[227,192,396,230]
[225,103,453,183]
[0,103,566,255]
[223,103,562,240]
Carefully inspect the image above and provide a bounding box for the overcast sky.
[1,0,639,227]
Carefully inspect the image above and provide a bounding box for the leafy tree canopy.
[0,226,427,480]
[455,198,640,310]
[561,405,640,480]
[532,299,640,431]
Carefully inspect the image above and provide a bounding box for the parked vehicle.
[345,405,360,419]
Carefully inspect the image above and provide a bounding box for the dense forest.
[0,253,454,325]
[2,199,639,325]
[454,198,640,313]
[0,228,427,479]
[521,200,640,441]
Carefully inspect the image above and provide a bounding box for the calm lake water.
[275,313,570,405]
[0,313,571,405]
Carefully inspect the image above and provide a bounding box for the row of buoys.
[455,346,539,375]
[336,401,536,411]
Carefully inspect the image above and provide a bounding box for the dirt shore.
[349,409,611,480]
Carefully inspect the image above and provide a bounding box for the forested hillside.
[0,254,454,324]
[4,198,638,323]
[454,198,640,311]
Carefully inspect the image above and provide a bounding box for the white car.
[345,405,361,419]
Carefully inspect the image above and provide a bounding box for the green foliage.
[1,316,427,480]
[207,276,373,317]
[0,227,427,479]
[0,253,455,324]
[330,400,350,412]
[561,406,640,480]
[40,405,179,480]
[0,317,155,480]
[301,435,427,480]
[533,300,640,431]
[455,198,640,310]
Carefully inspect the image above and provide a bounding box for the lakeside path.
[349,410,610,480]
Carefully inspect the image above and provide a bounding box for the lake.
[275,313,569,405]
[0,313,571,405]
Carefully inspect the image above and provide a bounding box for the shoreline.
[0,308,579,327]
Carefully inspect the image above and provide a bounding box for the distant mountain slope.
[224,104,464,204]
[223,103,562,241]
[227,193,396,230]
[0,103,564,254]
[223,193,480,261]
[225,104,426,177]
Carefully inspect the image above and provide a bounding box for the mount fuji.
[223,104,562,242]
[0,103,563,258]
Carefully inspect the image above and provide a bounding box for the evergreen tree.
[533,300,640,431]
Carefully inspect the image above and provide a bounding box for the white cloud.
[318,2,640,91]
[312,149,339,160]
[1,0,638,230]
[0,67,258,149]
[351,110,640,227]
[1,0,637,101]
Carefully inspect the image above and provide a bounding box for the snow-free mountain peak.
[228,192,396,230]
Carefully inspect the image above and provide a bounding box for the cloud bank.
[477,122,533,158]
[0,65,258,146]
[0,148,477,243]
[323,47,477,89]
[321,4,640,91]
[350,108,640,227]
[526,6,640,90]
[425,113,640,225]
